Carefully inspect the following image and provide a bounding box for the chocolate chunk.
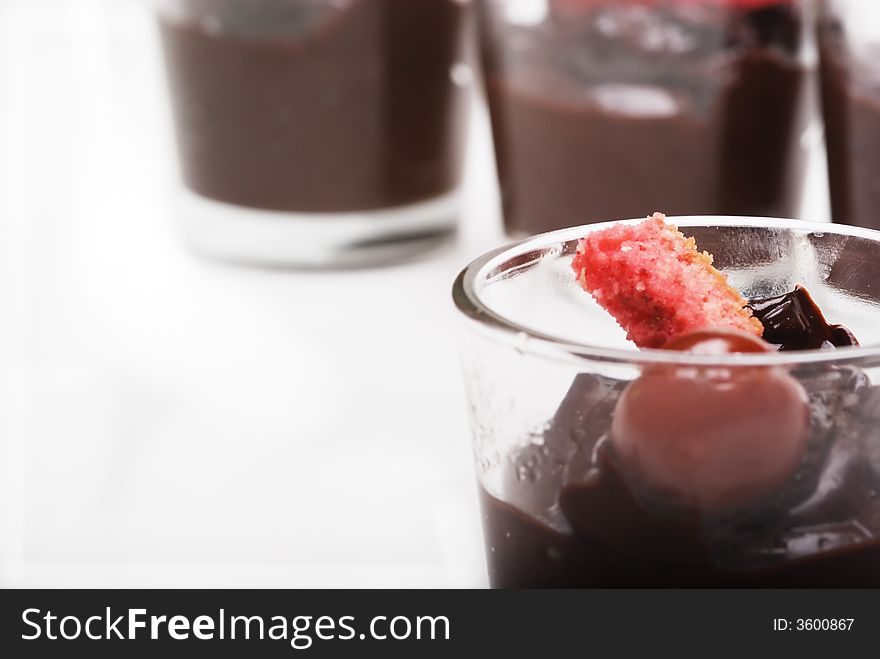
[748,286,858,351]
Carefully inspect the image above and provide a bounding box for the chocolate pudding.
[480,290,880,587]
[160,0,469,213]
[819,14,880,230]
[478,1,810,235]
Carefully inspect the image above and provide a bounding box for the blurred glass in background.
[477,0,815,235]
[818,0,880,231]
[157,0,473,267]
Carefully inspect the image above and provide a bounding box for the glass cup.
[454,217,880,587]
[818,1,880,230]
[476,0,814,236]
[156,0,471,267]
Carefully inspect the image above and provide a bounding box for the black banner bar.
[1,589,877,657]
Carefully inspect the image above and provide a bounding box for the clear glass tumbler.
[818,1,880,230]
[454,217,880,587]
[477,0,814,235]
[157,0,472,266]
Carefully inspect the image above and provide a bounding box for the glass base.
[173,187,460,268]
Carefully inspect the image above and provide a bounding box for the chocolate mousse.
[160,0,469,213]
[481,313,877,587]
[478,1,810,234]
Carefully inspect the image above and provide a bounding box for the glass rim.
[453,216,880,367]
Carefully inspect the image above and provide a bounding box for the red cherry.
[662,329,773,356]
[610,330,810,515]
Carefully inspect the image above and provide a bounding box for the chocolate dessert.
[160,0,469,213]
[819,12,880,230]
[477,0,810,235]
[482,311,877,587]
[479,216,879,587]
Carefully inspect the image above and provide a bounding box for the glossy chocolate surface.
[748,286,858,351]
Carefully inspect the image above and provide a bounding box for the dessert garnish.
[569,213,859,514]
[571,212,763,348]
[609,329,810,513]
[571,212,857,352]
[748,286,859,351]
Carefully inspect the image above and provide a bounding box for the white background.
[0,0,830,587]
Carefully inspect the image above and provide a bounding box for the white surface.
[0,0,830,588]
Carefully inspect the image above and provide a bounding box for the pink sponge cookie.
[571,213,763,348]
